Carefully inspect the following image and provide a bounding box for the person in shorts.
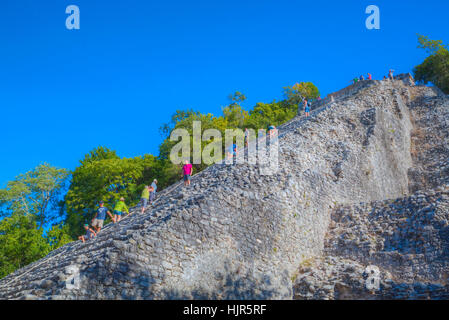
[182,160,193,186]
[113,197,129,222]
[140,186,150,214]
[388,69,395,80]
[78,224,96,243]
[304,99,310,117]
[150,179,158,205]
[91,201,115,233]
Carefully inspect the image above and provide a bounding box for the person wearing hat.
[150,179,158,205]
[113,197,129,222]
[78,224,96,243]
[91,200,115,233]
[268,125,278,136]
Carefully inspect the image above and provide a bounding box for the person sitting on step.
[79,224,96,243]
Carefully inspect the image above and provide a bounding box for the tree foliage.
[283,82,320,105]
[0,213,49,278]
[158,84,318,172]
[64,147,163,237]
[0,163,70,228]
[0,163,72,279]
[245,100,296,130]
[414,34,449,94]
[159,110,229,172]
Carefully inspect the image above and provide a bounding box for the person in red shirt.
[182,160,193,186]
[367,73,372,80]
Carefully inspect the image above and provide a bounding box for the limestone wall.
[294,185,449,300]
[293,82,449,300]
[309,73,414,112]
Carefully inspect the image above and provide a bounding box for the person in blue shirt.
[91,201,115,233]
[304,99,310,117]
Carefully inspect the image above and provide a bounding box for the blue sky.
[1,0,448,187]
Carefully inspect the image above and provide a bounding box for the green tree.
[283,82,320,105]
[414,34,449,94]
[417,34,447,54]
[64,147,161,237]
[227,91,247,105]
[0,213,51,278]
[223,91,249,128]
[159,110,228,172]
[45,223,73,251]
[159,109,198,141]
[0,163,70,228]
[0,163,72,278]
[245,100,296,130]
[159,83,319,176]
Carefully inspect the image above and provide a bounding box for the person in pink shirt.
[182,160,193,186]
[367,73,372,80]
